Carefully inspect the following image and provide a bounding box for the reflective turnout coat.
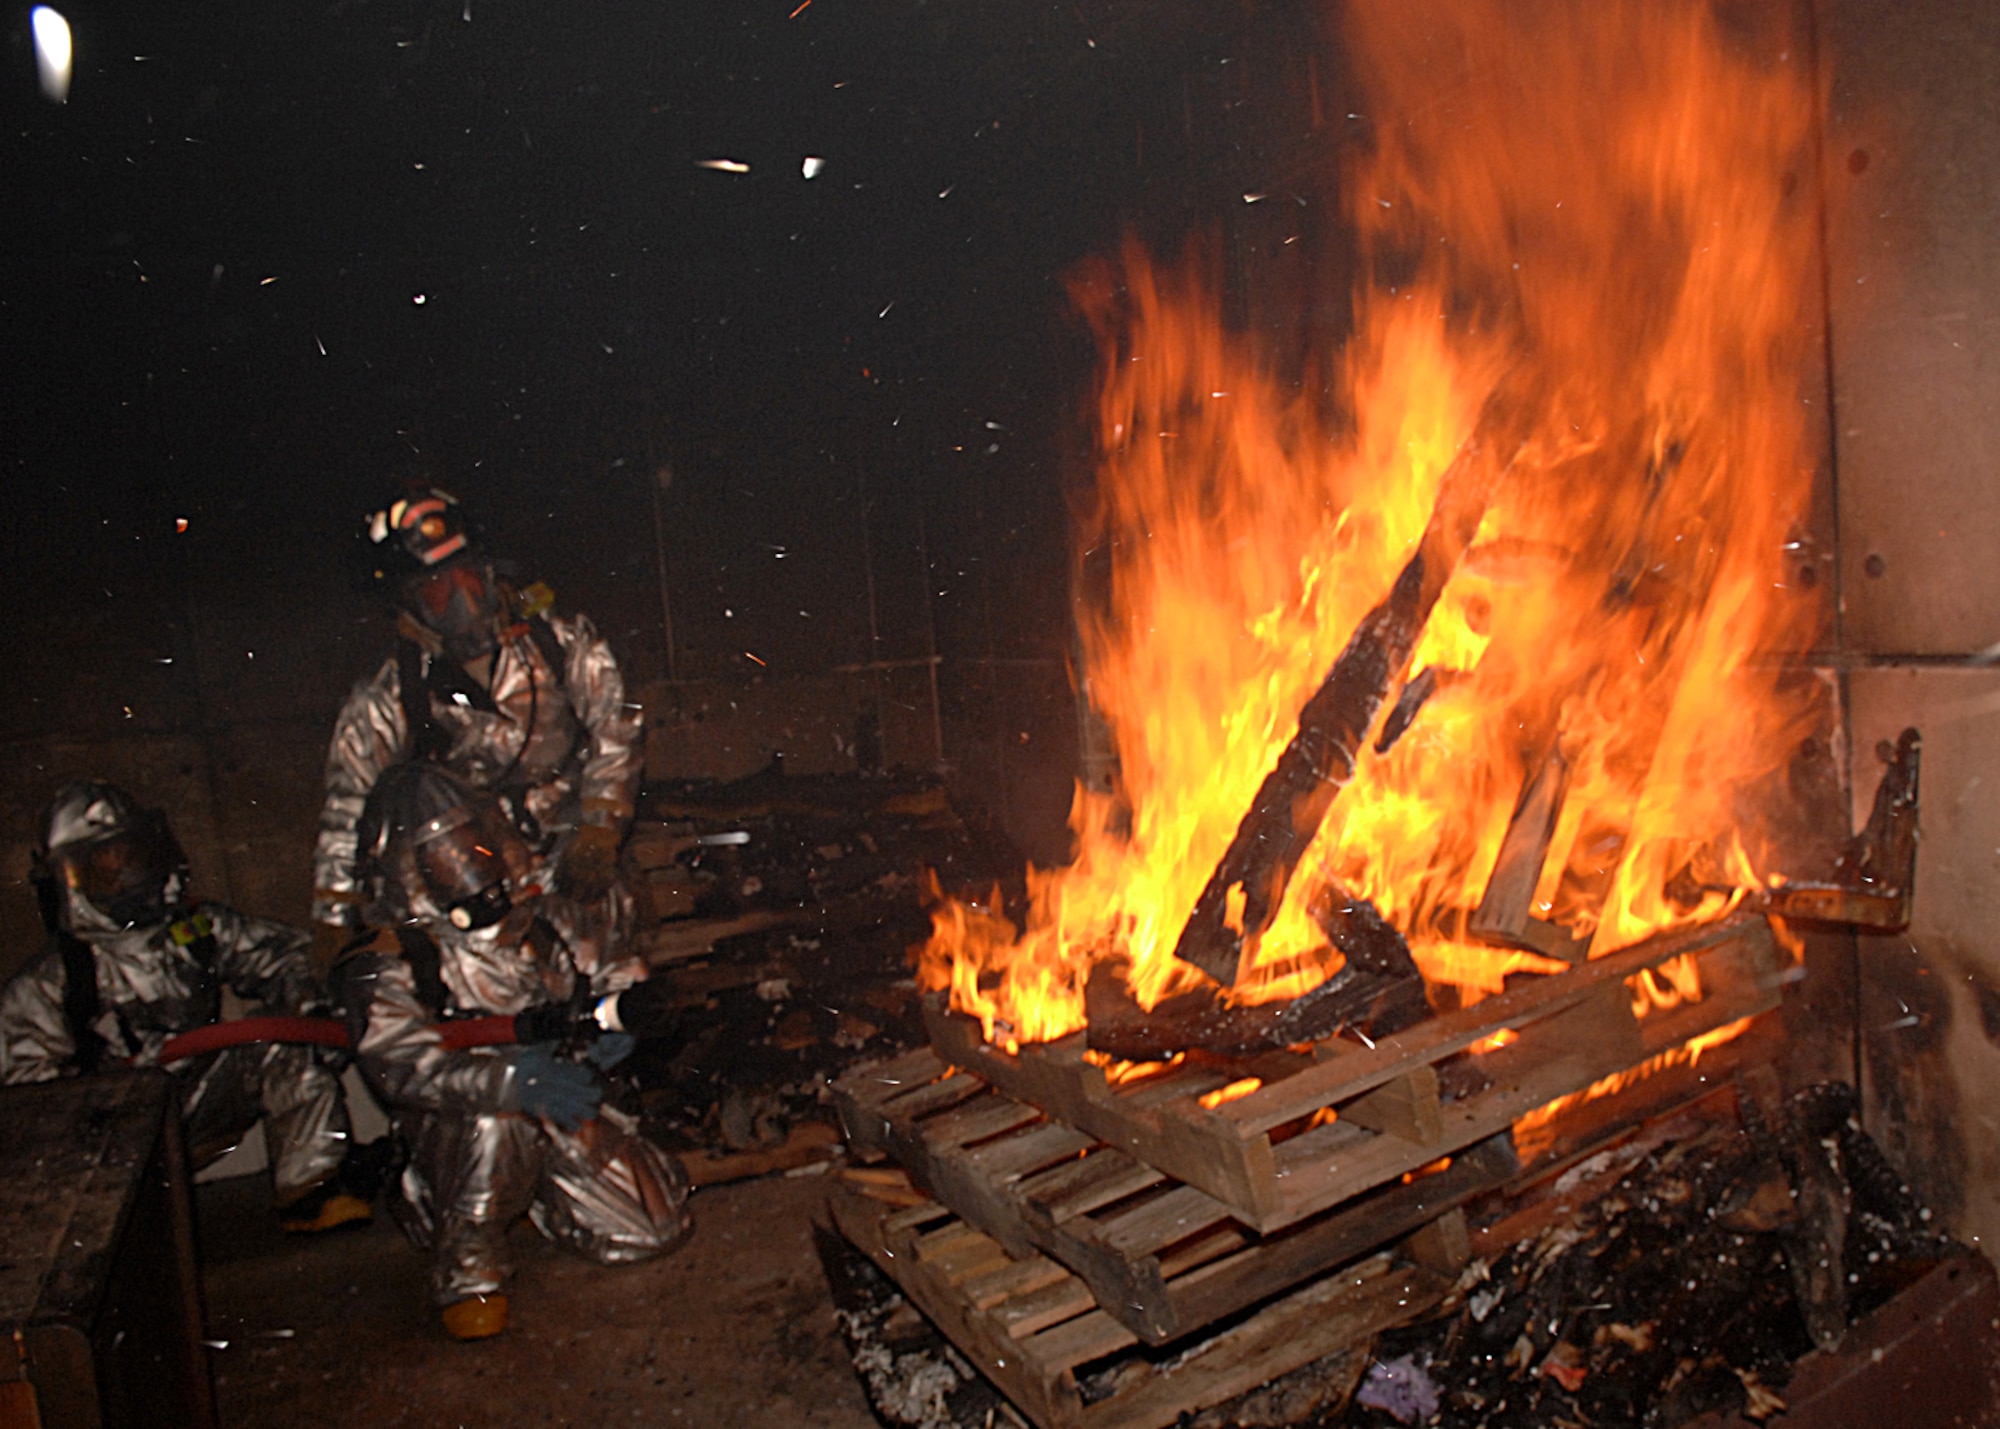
[0,903,350,1199]
[312,611,642,929]
[336,902,687,1305]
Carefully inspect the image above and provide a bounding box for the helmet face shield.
[37,787,184,932]
[361,764,532,929]
[410,812,514,929]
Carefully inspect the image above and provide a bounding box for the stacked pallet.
[830,911,1784,1429]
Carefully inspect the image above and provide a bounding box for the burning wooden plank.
[1467,742,1583,959]
[1172,382,1533,989]
[910,912,1781,1233]
[1084,889,1426,1061]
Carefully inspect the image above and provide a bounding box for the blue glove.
[585,1031,636,1071]
[506,1044,602,1131]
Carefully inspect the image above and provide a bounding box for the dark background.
[0,0,1347,945]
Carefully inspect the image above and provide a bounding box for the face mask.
[406,564,502,661]
[66,832,173,929]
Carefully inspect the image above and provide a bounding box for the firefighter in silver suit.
[311,488,642,967]
[0,781,366,1231]
[335,763,689,1341]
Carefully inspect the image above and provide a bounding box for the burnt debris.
[1349,1082,1964,1429]
[616,765,1017,1162]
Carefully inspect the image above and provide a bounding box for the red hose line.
[156,1013,519,1065]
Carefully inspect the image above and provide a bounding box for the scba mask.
[405,561,505,662]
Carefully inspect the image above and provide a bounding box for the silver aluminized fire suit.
[338,896,688,1306]
[0,898,351,1200]
[311,611,643,931]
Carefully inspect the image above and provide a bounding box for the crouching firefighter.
[0,781,368,1232]
[333,762,689,1341]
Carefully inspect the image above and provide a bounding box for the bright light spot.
[174,518,188,533]
[412,293,426,305]
[697,158,750,174]
[32,7,73,103]
[801,156,826,179]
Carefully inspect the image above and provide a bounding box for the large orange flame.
[923,0,1827,1049]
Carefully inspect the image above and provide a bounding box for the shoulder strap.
[394,925,451,1018]
[525,613,568,686]
[396,641,452,760]
[56,933,107,1074]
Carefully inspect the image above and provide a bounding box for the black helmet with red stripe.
[358,489,505,660]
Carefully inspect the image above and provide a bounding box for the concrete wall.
[1821,0,2000,1264]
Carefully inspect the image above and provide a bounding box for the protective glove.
[558,823,623,902]
[584,1032,636,1071]
[504,1044,602,1131]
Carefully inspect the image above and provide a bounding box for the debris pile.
[617,764,1019,1165]
[1349,1082,1963,1428]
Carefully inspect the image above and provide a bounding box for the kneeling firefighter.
[334,762,688,1340]
[0,781,367,1231]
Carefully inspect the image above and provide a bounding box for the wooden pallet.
[836,1043,1514,1343]
[911,911,1781,1231]
[830,1176,1452,1429]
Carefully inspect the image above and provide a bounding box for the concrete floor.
[198,1165,881,1428]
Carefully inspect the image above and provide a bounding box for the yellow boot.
[278,1187,373,1234]
[441,1294,509,1340]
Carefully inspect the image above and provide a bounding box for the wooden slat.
[881,1066,987,1121]
[853,1045,949,1102]
[920,1090,1045,1151]
[881,1200,950,1235]
[991,1277,1104,1340]
[1099,1185,1233,1258]
[922,914,1776,1231]
[1020,1305,1138,1369]
[1019,1149,1166,1223]
[965,1256,1075,1310]
[1219,913,1766,1137]
[831,1180,1457,1429]
[965,1120,1096,1181]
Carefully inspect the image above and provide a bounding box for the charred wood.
[1172,383,1533,987]
[1739,1066,1850,1353]
[1086,892,1427,1060]
[1469,743,1572,954]
[1374,665,1442,755]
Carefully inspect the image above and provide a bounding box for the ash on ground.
[815,1221,1031,1429]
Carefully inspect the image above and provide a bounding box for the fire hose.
[155,1014,520,1066]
